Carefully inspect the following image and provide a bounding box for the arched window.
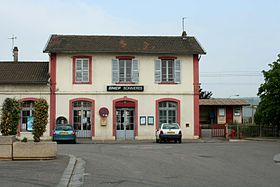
[21,101,35,132]
[158,101,177,127]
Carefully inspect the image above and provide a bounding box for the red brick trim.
[155,98,181,129]
[158,82,178,85]
[116,56,135,60]
[72,56,92,84]
[50,53,56,136]
[193,54,200,137]
[69,98,95,137]
[158,56,177,60]
[112,97,138,137]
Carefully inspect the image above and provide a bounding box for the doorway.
[72,101,92,138]
[116,108,135,140]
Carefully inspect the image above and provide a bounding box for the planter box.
[13,142,57,160]
[0,136,16,160]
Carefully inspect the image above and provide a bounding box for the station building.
[0,33,206,140]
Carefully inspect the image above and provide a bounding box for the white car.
[156,123,182,143]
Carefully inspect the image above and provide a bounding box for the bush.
[0,98,20,136]
[21,137,28,142]
[32,99,49,142]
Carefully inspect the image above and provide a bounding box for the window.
[73,56,92,84]
[158,101,177,126]
[162,60,174,82]
[112,58,139,83]
[21,101,35,132]
[218,108,225,116]
[234,107,241,116]
[119,59,132,82]
[155,58,181,84]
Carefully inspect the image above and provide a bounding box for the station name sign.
[107,85,144,92]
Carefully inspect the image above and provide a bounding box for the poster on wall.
[27,116,33,131]
[140,116,146,125]
[148,116,154,125]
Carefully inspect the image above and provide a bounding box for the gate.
[211,124,226,137]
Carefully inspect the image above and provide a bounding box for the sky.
[0,0,279,98]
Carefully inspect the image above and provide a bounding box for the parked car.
[156,123,182,143]
[52,124,76,143]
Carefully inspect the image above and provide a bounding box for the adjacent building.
[200,98,250,127]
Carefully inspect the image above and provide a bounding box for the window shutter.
[155,59,161,83]
[132,59,139,83]
[174,59,181,83]
[112,59,119,83]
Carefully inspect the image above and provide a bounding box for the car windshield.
[162,123,179,129]
[55,125,73,131]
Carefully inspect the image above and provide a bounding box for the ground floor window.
[21,101,35,131]
[158,101,177,127]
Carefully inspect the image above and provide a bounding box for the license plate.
[60,132,68,135]
[167,131,175,134]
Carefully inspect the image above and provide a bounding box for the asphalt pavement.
[59,141,280,187]
[0,155,69,187]
[1,139,279,187]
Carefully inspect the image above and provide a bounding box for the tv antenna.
[182,17,187,32]
[8,34,17,49]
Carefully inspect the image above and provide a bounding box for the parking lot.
[58,141,280,187]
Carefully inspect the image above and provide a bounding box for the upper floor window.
[155,57,181,84]
[73,56,92,84]
[112,56,139,83]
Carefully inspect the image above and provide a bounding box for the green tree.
[199,88,213,99]
[254,54,280,131]
[0,98,20,136]
[32,99,49,142]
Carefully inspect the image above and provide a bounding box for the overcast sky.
[0,0,279,98]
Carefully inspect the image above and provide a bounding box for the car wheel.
[156,139,159,143]
[178,139,182,144]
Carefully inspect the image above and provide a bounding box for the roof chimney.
[182,31,187,38]
[13,46,18,62]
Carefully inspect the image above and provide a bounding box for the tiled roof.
[0,62,49,84]
[200,99,250,106]
[43,35,206,55]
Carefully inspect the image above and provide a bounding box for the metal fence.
[227,124,280,138]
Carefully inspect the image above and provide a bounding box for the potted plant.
[0,98,20,160]
[13,99,57,160]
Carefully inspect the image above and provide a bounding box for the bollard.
[231,129,235,139]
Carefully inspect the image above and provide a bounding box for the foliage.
[21,137,28,142]
[0,98,20,136]
[199,88,213,99]
[32,99,49,142]
[254,54,280,128]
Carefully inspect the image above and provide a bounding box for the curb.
[57,154,77,187]
[244,138,280,142]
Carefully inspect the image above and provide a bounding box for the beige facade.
[54,54,196,140]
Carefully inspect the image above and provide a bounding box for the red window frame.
[72,56,92,84]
